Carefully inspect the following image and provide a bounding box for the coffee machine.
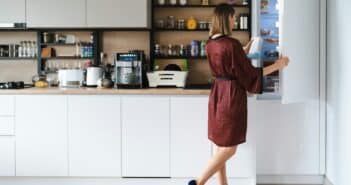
[114,50,148,88]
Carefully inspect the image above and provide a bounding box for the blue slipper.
[188,179,197,185]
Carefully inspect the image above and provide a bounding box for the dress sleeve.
[232,40,263,94]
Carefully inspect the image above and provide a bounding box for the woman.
[188,3,289,185]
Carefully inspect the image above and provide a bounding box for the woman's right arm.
[263,56,289,76]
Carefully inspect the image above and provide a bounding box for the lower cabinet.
[15,96,68,176]
[121,96,170,177]
[8,94,259,179]
[0,137,15,176]
[224,101,256,178]
[67,96,122,177]
[170,96,212,177]
[254,101,320,175]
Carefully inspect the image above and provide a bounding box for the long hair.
[209,3,235,37]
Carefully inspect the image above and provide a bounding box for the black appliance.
[114,50,148,88]
[0,81,33,89]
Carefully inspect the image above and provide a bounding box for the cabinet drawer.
[0,117,15,136]
[0,96,14,116]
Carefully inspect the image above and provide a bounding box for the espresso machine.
[114,50,148,88]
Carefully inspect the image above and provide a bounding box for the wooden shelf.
[40,43,79,46]
[41,56,94,60]
[153,4,249,8]
[153,28,249,32]
[0,57,37,60]
[154,56,207,60]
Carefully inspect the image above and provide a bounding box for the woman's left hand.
[243,39,254,54]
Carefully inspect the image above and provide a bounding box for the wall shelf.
[40,43,80,46]
[153,4,249,8]
[0,57,37,60]
[153,28,249,32]
[41,56,94,60]
[154,56,207,60]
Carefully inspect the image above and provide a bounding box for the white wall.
[326,0,351,185]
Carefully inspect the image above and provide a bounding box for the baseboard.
[324,177,334,185]
[257,175,325,184]
[0,177,255,185]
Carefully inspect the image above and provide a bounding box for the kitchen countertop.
[0,87,211,95]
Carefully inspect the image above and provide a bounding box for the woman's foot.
[188,179,197,185]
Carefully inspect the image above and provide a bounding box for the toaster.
[58,69,84,88]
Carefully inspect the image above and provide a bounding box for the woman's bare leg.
[216,146,229,185]
[196,145,237,185]
[217,163,228,185]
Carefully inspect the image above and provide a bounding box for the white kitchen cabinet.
[170,96,212,177]
[0,96,14,116]
[15,96,68,176]
[0,137,15,176]
[220,100,256,179]
[121,96,170,177]
[67,96,122,177]
[26,0,86,27]
[87,0,149,28]
[279,0,320,103]
[0,0,26,24]
[254,101,320,175]
[0,117,15,136]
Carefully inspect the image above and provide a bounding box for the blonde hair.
[209,3,235,37]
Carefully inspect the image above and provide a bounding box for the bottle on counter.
[18,41,23,58]
[168,44,173,56]
[88,44,93,58]
[154,44,161,56]
[75,42,81,57]
[167,16,176,29]
[33,41,37,57]
[200,40,207,57]
[180,44,186,56]
[191,40,199,57]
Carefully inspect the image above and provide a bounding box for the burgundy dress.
[206,36,263,147]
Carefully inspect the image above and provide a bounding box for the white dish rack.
[147,71,188,88]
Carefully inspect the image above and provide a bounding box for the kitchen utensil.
[86,66,103,87]
[147,71,188,88]
[0,81,31,89]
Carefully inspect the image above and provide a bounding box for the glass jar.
[199,21,208,30]
[169,0,177,5]
[176,19,185,29]
[167,16,176,29]
[201,0,209,6]
[168,44,173,56]
[157,0,166,5]
[154,44,161,56]
[156,19,165,28]
[186,16,198,30]
[179,0,187,5]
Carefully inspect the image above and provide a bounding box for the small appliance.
[86,66,103,87]
[58,69,84,88]
[114,50,147,88]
